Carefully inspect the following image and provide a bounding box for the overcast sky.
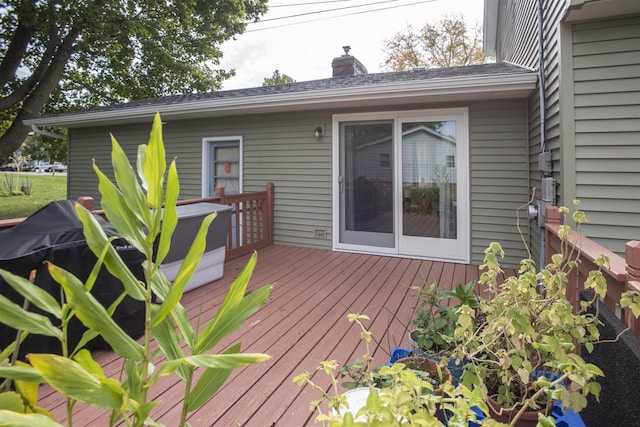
[218,0,486,90]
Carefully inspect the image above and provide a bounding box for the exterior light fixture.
[314,125,324,139]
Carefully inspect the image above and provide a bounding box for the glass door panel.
[339,121,394,248]
[398,114,468,262]
[401,120,457,239]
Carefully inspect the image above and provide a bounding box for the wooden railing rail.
[0,183,275,262]
[545,205,640,339]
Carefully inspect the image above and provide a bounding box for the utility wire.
[257,0,410,23]
[247,0,435,32]
[269,0,362,7]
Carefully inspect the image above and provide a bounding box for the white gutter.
[24,73,536,128]
[30,125,68,140]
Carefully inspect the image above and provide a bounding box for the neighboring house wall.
[67,99,530,266]
[562,14,640,253]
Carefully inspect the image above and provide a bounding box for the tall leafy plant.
[0,113,272,426]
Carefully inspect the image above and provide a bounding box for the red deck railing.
[545,205,640,339]
[0,183,275,261]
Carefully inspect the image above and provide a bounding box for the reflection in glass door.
[401,120,457,239]
[339,121,394,248]
[398,114,468,261]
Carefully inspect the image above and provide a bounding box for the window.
[446,155,455,168]
[380,153,391,168]
[202,137,242,196]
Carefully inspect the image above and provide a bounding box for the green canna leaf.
[143,113,166,209]
[194,253,271,353]
[149,212,216,329]
[93,162,147,254]
[0,366,44,384]
[0,410,62,426]
[157,352,270,379]
[149,271,195,348]
[150,315,188,383]
[0,270,61,319]
[75,205,145,302]
[186,343,241,411]
[155,159,180,267]
[110,134,152,227]
[0,294,61,338]
[28,354,124,410]
[46,263,144,361]
[0,391,25,412]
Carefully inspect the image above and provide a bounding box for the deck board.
[37,245,515,426]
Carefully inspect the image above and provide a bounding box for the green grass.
[0,173,68,220]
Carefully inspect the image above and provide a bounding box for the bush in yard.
[0,113,272,426]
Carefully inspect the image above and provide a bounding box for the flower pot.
[340,387,376,421]
[486,395,553,427]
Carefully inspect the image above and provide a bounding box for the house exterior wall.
[67,99,530,266]
[495,0,569,264]
[565,14,640,253]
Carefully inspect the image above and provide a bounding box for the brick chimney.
[331,46,368,77]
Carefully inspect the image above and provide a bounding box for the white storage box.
[160,202,231,292]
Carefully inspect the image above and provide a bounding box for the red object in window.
[224,162,231,173]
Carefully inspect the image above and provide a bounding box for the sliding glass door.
[334,109,469,262]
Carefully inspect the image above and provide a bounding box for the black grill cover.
[0,200,145,359]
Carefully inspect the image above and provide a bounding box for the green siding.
[470,99,531,266]
[571,15,640,254]
[68,100,531,265]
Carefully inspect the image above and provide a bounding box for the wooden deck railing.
[1,183,275,261]
[545,205,640,339]
[176,183,275,260]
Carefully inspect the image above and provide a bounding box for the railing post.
[625,241,640,337]
[76,196,94,211]
[215,186,226,204]
[545,205,561,266]
[266,182,274,245]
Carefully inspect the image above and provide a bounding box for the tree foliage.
[262,69,295,86]
[382,14,485,71]
[0,0,268,161]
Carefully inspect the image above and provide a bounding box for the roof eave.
[25,72,536,128]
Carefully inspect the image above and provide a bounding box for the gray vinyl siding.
[469,99,531,266]
[570,15,640,254]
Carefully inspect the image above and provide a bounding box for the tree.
[0,0,268,161]
[382,14,485,71]
[262,70,295,86]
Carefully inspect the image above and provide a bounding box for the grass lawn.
[0,173,67,220]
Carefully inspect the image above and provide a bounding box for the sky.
[218,0,486,90]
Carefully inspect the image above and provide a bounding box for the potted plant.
[409,280,480,356]
[453,203,640,426]
[294,314,487,427]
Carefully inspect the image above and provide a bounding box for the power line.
[269,0,362,7]
[257,0,408,23]
[246,0,436,32]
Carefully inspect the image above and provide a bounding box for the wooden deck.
[38,245,514,426]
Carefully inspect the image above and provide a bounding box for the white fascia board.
[25,73,536,128]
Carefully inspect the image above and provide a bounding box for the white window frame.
[201,136,243,197]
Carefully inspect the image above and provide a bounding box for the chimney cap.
[342,45,351,56]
